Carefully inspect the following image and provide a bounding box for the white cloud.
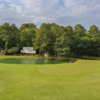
[0,0,100,29]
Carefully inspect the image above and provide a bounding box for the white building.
[21,47,36,54]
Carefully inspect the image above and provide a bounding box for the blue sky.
[0,0,100,29]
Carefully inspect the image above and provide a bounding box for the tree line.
[0,22,100,57]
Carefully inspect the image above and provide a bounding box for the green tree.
[54,26,72,57]
[0,23,19,54]
[0,23,12,53]
[73,24,86,38]
[20,28,36,47]
[88,25,100,42]
[88,25,100,56]
[9,24,19,48]
[51,23,61,55]
[65,26,73,41]
[20,23,36,31]
[0,37,5,50]
[71,36,95,56]
[34,23,53,55]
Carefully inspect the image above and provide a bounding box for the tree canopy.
[0,22,100,57]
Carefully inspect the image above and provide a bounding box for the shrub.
[7,47,19,54]
[0,49,7,55]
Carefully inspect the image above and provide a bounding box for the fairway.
[0,59,100,100]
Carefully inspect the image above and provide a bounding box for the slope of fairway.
[0,60,100,100]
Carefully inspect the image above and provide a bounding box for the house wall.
[21,47,36,54]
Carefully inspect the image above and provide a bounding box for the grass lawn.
[0,56,100,100]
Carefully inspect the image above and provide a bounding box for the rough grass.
[0,55,44,60]
[0,57,100,100]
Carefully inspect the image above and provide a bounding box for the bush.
[7,47,19,54]
[35,54,41,57]
[55,57,70,61]
[0,49,7,55]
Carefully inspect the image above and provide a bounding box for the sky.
[0,0,100,29]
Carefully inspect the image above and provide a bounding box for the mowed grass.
[0,58,100,100]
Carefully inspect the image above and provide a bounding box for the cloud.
[0,0,100,29]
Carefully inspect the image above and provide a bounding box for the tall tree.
[34,23,53,55]
[0,23,12,52]
[9,23,19,48]
[20,28,36,47]
[0,38,5,51]
[73,24,86,38]
[20,23,36,31]
[0,23,19,54]
[65,25,73,39]
[71,36,94,56]
[88,25,100,56]
[54,26,72,57]
[88,25,100,42]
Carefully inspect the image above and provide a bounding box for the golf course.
[0,56,100,100]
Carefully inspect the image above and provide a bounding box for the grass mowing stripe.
[0,57,100,100]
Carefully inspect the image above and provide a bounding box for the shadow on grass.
[79,56,100,60]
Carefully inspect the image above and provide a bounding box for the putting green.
[0,58,100,100]
[38,60,100,75]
